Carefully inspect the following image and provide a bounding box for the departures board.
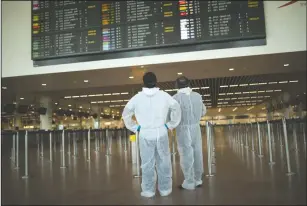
[31,0,266,61]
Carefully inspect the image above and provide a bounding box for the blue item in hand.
[137,125,141,132]
[164,124,169,129]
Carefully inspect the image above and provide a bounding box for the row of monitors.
[2,104,47,115]
[2,105,121,120]
[55,110,121,120]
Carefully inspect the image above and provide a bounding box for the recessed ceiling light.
[68,105,71,107]
[59,108,62,110]
[2,86,7,89]
[129,76,134,79]
[20,97,24,100]
[229,68,234,71]
[177,72,183,75]
[55,103,58,105]
[84,80,89,83]
[289,80,299,83]
[218,108,221,112]
[279,81,288,84]
[284,64,289,67]
[79,106,82,108]
[42,83,47,86]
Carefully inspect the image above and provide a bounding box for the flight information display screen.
[31,0,266,60]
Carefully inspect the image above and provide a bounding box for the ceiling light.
[204,100,211,102]
[258,82,267,85]
[201,87,210,89]
[191,87,200,90]
[289,80,298,83]
[218,99,224,101]
[249,91,257,94]
[231,98,237,100]
[229,68,234,71]
[88,94,96,97]
[112,93,120,95]
[251,96,257,99]
[129,76,134,79]
[247,106,254,111]
[220,85,228,88]
[240,84,248,87]
[274,89,282,92]
[218,108,221,112]
[249,83,259,86]
[72,96,80,98]
[55,102,58,105]
[232,107,238,111]
[20,97,24,100]
[235,92,242,94]
[59,108,62,110]
[227,93,233,95]
[219,93,226,95]
[225,98,230,100]
[121,92,129,95]
[104,93,111,96]
[177,72,183,75]
[2,86,7,89]
[79,106,82,108]
[243,92,249,94]
[84,80,89,83]
[266,90,273,92]
[284,64,289,67]
[268,82,277,84]
[42,83,46,86]
[279,81,288,84]
[258,91,265,93]
[203,94,210,97]
[95,94,103,96]
[69,109,72,111]
[68,105,71,107]
[230,85,238,87]
[64,96,71,99]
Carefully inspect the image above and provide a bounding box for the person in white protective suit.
[122,72,181,198]
[173,76,207,190]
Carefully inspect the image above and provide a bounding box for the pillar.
[40,96,53,130]
[283,106,291,119]
[92,105,101,129]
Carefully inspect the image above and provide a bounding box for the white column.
[40,96,52,130]
[92,105,101,129]
[283,106,291,119]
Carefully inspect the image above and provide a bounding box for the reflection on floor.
[1,127,306,205]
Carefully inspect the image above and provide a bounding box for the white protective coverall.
[173,87,207,190]
[122,87,181,197]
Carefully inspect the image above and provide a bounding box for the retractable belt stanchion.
[171,130,176,155]
[106,128,111,156]
[87,129,91,161]
[95,130,99,153]
[206,122,214,177]
[267,121,275,165]
[245,125,249,148]
[257,122,264,158]
[293,124,299,151]
[60,129,66,169]
[15,131,20,169]
[133,130,141,178]
[73,131,77,158]
[11,133,16,163]
[124,129,128,152]
[303,123,306,158]
[49,131,53,162]
[40,132,44,158]
[68,131,71,155]
[22,131,29,179]
[282,118,295,176]
[251,123,255,152]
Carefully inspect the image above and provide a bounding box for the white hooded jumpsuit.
[122,87,181,197]
[173,87,207,190]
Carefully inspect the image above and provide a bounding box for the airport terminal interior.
[1,0,307,205]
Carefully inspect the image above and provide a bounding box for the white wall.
[2,1,306,78]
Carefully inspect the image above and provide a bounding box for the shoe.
[160,189,172,197]
[195,180,203,187]
[141,191,155,198]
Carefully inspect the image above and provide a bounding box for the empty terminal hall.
[1,0,306,205]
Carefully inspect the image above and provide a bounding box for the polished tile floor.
[1,127,306,205]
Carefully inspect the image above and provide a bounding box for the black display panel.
[31,0,266,65]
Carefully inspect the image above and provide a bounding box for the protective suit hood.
[142,87,160,96]
[178,87,193,95]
